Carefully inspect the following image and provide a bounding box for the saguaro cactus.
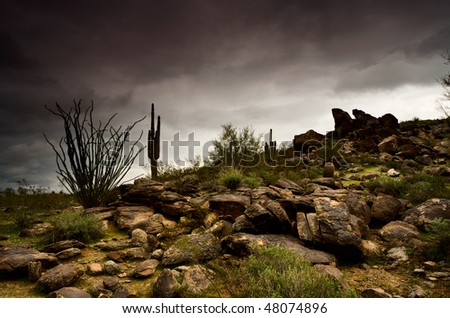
[148,103,161,179]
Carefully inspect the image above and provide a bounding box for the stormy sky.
[1,0,449,190]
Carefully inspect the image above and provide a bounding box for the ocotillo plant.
[264,128,277,165]
[148,103,161,179]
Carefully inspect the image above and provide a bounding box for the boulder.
[403,198,450,229]
[379,221,419,244]
[181,265,215,294]
[0,245,58,274]
[103,276,121,291]
[114,206,155,231]
[273,179,303,194]
[152,269,181,298]
[87,263,104,276]
[55,248,82,260]
[161,233,221,266]
[37,264,84,292]
[130,213,177,235]
[205,220,233,238]
[133,259,159,278]
[221,233,336,264]
[208,194,250,219]
[371,194,403,223]
[48,287,91,298]
[19,222,54,237]
[42,240,85,253]
[244,203,277,233]
[379,113,400,130]
[120,178,164,204]
[104,260,121,275]
[232,215,257,233]
[386,246,409,262]
[345,191,371,224]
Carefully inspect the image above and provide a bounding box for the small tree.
[44,100,144,208]
[437,51,450,119]
[208,123,262,168]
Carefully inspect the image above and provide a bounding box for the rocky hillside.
[1,109,449,298]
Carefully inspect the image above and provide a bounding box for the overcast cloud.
[1,0,449,190]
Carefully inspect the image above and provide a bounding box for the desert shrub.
[243,173,262,189]
[425,218,450,262]
[49,210,103,243]
[364,176,410,197]
[9,209,35,229]
[233,245,356,298]
[218,168,244,190]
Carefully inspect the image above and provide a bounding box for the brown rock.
[37,264,84,292]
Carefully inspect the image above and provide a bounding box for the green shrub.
[233,245,356,298]
[49,210,103,243]
[9,208,35,229]
[218,168,244,190]
[425,218,450,262]
[364,176,410,197]
[243,175,262,189]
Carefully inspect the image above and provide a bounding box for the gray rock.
[48,287,91,298]
[103,276,120,291]
[372,194,403,223]
[0,245,58,274]
[403,198,450,229]
[181,265,214,294]
[161,233,221,266]
[37,264,84,292]
[222,233,336,264]
[133,259,159,278]
[152,268,181,297]
[104,260,121,275]
[379,221,419,243]
[386,246,409,262]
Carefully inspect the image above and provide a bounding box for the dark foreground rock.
[37,263,84,292]
[0,245,58,274]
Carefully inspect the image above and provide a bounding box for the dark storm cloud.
[1,0,449,189]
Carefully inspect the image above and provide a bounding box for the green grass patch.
[48,210,104,243]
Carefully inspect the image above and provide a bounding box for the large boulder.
[403,198,450,229]
[297,197,368,260]
[152,269,181,298]
[208,194,250,219]
[221,233,336,264]
[345,191,371,224]
[120,179,164,204]
[0,245,58,274]
[332,108,354,138]
[379,221,420,244]
[130,213,177,235]
[37,263,84,292]
[161,233,221,266]
[114,206,155,231]
[371,194,403,223]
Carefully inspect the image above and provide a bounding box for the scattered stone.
[387,168,400,177]
[313,264,349,289]
[152,269,181,297]
[423,261,436,269]
[130,228,148,247]
[37,264,84,292]
[28,261,42,282]
[345,191,372,224]
[361,288,392,298]
[87,263,104,276]
[413,268,426,277]
[104,260,121,275]
[114,287,131,298]
[323,162,335,178]
[386,246,409,262]
[48,287,91,298]
[103,276,121,291]
[408,286,425,298]
[55,248,82,260]
[133,259,159,278]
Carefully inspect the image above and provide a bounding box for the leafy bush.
[49,210,103,243]
[425,218,450,262]
[9,209,35,229]
[364,176,410,197]
[233,245,356,298]
[218,168,244,190]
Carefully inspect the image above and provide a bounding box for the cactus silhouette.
[148,103,161,179]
